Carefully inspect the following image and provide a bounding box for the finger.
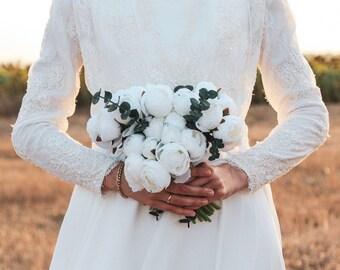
[187,177,212,187]
[166,183,214,197]
[165,194,209,207]
[190,166,212,178]
[152,201,196,217]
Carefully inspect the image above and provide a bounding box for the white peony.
[142,137,159,160]
[141,160,171,193]
[173,87,198,116]
[86,108,121,148]
[123,134,145,156]
[121,122,138,138]
[195,81,218,94]
[156,143,190,176]
[161,125,182,144]
[213,115,244,147]
[111,93,141,125]
[180,128,207,162]
[141,84,173,118]
[143,117,164,140]
[196,100,223,132]
[218,92,239,116]
[124,154,145,192]
[174,168,192,184]
[165,112,186,131]
[124,85,145,101]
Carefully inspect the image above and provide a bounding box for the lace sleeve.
[11,0,118,196]
[223,0,329,192]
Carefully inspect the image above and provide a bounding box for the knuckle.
[171,196,179,205]
[163,205,171,212]
[147,200,155,207]
[215,189,225,198]
[178,185,188,193]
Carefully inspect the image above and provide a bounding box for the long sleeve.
[224,0,329,192]
[11,0,118,196]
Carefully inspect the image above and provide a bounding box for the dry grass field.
[0,105,339,270]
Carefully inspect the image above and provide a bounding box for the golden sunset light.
[0,0,339,64]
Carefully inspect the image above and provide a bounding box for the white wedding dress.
[12,0,329,269]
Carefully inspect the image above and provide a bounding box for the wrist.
[222,163,249,190]
[101,166,118,193]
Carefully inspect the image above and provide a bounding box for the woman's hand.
[117,167,215,217]
[187,162,248,202]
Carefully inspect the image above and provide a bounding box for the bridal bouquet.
[87,82,245,226]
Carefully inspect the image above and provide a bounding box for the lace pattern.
[12,0,119,196]
[12,0,329,196]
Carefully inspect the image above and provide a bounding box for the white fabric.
[11,0,329,269]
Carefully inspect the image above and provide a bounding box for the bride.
[12,0,329,269]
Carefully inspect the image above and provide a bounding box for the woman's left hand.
[187,162,249,202]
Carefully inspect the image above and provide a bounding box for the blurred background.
[0,0,339,269]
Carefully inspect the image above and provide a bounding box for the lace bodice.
[11,0,329,196]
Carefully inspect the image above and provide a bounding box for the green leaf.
[126,118,137,127]
[210,202,221,210]
[190,98,200,107]
[174,85,185,93]
[119,101,131,113]
[134,121,149,133]
[185,85,194,91]
[208,156,216,161]
[199,100,210,111]
[199,88,209,99]
[190,110,203,119]
[91,91,101,105]
[129,109,139,120]
[201,205,213,216]
[108,103,118,112]
[186,122,197,130]
[216,139,224,148]
[104,91,112,103]
[119,102,131,118]
[121,111,130,120]
[183,115,195,122]
[208,90,218,99]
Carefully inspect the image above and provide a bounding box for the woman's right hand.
[119,167,215,217]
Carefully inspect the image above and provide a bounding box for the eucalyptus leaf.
[129,109,139,120]
[190,98,200,107]
[108,103,118,112]
[199,88,209,99]
[199,100,210,110]
[186,122,197,130]
[174,85,185,92]
[190,110,203,119]
[185,85,194,91]
[121,111,130,120]
[183,115,195,122]
[104,91,112,103]
[91,91,101,105]
[208,90,218,99]
[92,96,100,105]
[119,101,131,113]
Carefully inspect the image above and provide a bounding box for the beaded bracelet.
[116,162,128,199]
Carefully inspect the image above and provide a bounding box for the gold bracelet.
[116,162,128,199]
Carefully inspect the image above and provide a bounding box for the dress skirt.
[49,182,286,270]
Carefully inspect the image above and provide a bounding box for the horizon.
[0,0,339,64]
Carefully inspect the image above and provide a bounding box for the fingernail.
[208,189,214,196]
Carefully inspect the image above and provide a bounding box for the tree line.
[1,55,339,116]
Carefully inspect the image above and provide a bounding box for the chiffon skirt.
[49,183,286,270]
